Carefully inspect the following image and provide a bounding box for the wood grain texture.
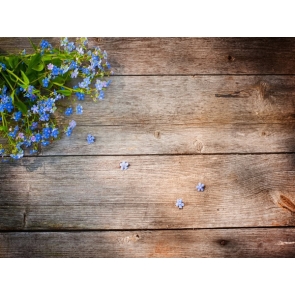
[53,76,295,126]
[40,123,295,155]
[2,37,295,74]
[1,228,295,257]
[1,155,295,229]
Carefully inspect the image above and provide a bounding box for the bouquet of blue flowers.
[0,37,112,159]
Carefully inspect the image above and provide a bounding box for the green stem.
[0,71,14,91]
[6,69,26,85]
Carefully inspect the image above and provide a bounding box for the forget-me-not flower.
[196,183,205,192]
[175,199,184,209]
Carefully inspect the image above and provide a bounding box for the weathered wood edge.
[1,228,295,257]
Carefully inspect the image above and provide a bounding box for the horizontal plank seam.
[108,74,295,77]
[74,122,295,127]
[5,152,295,158]
[1,226,295,233]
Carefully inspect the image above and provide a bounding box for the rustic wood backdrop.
[1,38,295,257]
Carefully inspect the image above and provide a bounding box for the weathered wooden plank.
[39,123,295,155]
[2,38,295,74]
[1,228,295,257]
[1,155,295,229]
[53,76,295,125]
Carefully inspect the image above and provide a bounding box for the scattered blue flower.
[69,120,77,129]
[120,161,129,170]
[76,104,83,115]
[87,134,95,144]
[196,183,205,192]
[65,127,73,136]
[175,199,184,209]
[65,107,73,116]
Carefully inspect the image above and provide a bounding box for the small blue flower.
[196,183,205,192]
[87,134,95,144]
[65,127,72,137]
[41,141,50,146]
[175,199,184,209]
[75,92,85,100]
[76,104,83,115]
[65,107,73,116]
[0,63,6,71]
[69,120,77,129]
[12,111,22,121]
[42,77,50,87]
[120,161,129,170]
[51,128,59,138]
[98,90,105,100]
[30,149,38,155]
[71,68,79,78]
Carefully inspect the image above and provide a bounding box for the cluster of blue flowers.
[0,37,112,160]
[0,86,14,113]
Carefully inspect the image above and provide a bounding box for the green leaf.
[0,126,8,132]
[32,63,44,71]
[28,38,37,52]
[14,99,28,114]
[20,70,30,85]
[53,82,63,87]
[57,89,72,96]
[26,53,42,74]
[10,89,15,104]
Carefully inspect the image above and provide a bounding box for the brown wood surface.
[56,76,295,125]
[1,155,295,229]
[2,38,295,74]
[1,228,295,257]
[1,38,295,257]
[40,123,295,155]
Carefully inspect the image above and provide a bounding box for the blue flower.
[30,149,38,155]
[175,199,184,209]
[98,90,105,100]
[42,127,51,139]
[0,63,6,71]
[71,68,79,78]
[51,128,59,138]
[75,92,85,100]
[30,122,38,130]
[10,150,24,160]
[196,183,205,192]
[40,39,52,50]
[65,107,73,116]
[66,42,75,52]
[42,77,50,87]
[87,134,95,144]
[60,37,68,47]
[41,141,50,146]
[12,111,22,121]
[76,104,83,115]
[35,133,41,142]
[51,66,60,76]
[69,120,76,129]
[65,127,72,136]
[120,161,129,170]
